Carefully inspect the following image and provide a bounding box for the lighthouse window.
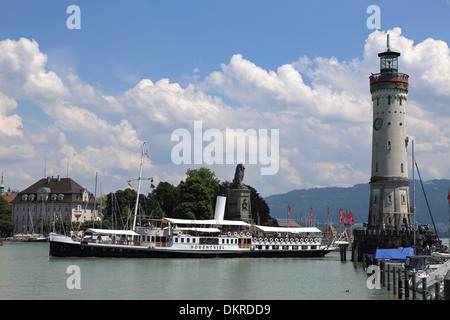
[377,97,379,105]
[388,95,391,105]
[401,163,404,173]
[399,97,403,105]
[387,141,391,150]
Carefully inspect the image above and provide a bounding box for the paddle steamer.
[50,142,337,258]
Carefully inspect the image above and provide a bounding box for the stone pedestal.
[225,188,253,223]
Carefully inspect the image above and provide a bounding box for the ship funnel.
[214,196,226,221]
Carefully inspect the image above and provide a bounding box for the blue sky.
[0,0,449,199]
[5,1,450,89]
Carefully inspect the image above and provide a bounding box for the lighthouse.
[367,34,411,231]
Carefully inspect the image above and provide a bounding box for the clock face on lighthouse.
[373,118,383,130]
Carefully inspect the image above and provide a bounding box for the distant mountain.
[264,179,450,236]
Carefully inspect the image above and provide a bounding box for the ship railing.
[251,237,322,245]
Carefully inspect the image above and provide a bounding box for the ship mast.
[132,142,146,231]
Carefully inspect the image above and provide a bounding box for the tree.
[173,168,220,220]
[0,196,14,236]
[151,181,179,218]
[247,185,275,226]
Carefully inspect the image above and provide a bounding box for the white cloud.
[0,92,23,137]
[0,38,68,102]
[0,29,449,196]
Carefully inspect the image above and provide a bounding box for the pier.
[361,259,450,300]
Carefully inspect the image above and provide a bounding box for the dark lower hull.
[50,240,331,259]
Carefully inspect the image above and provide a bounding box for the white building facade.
[11,176,98,235]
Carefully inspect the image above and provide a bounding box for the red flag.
[339,208,343,224]
[287,202,291,221]
[349,211,354,226]
[327,206,330,224]
[343,211,346,225]
[310,206,313,223]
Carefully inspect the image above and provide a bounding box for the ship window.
[186,238,190,243]
[192,238,195,243]
[174,238,178,243]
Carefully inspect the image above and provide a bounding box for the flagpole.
[132,142,146,231]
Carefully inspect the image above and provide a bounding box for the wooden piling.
[387,264,391,290]
[340,245,346,261]
[404,269,409,300]
[422,277,427,300]
[393,266,397,295]
[434,282,440,300]
[444,273,450,300]
[398,268,403,299]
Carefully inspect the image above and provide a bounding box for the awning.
[253,226,322,234]
[163,218,251,227]
[176,227,221,233]
[85,228,140,236]
[374,246,415,260]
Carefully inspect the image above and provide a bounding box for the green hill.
[264,179,450,236]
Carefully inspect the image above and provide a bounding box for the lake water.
[0,241,397,301]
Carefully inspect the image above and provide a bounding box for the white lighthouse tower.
[367,35,411,231]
